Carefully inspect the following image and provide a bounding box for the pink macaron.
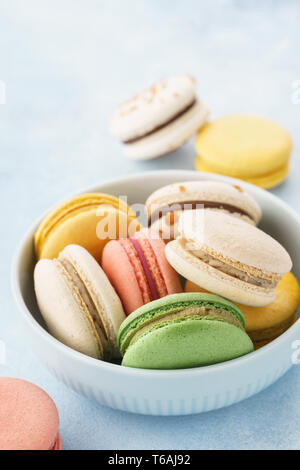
[0,377,61,450]
[102,228,182,315]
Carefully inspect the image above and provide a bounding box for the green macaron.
[118,293,254,369]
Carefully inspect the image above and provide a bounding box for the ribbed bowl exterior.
[45,365,291,415]
[22,315,298,416]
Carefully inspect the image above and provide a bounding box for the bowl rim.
[11,169,300,378]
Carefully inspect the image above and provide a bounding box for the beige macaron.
[146,180,262,240]
[34,244,126,359]
[110,75,209,160]
[165,210,292,307]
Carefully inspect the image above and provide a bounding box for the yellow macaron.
[185,272,300,349]
[195,115,292,189]
[34,193,139,263]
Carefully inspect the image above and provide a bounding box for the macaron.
[185,272,300,349]
[34,244,126,359]
[166,210,292,307]
[0,378,61,450]
[34,193,139,263]
[101,228,182,315]
[195,115,292,189]
[118,293,253,369]
[110,75,209,160]
[146,180,262,240]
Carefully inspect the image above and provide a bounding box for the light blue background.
[1,0,300,450]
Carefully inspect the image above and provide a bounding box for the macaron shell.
[195,115,292,178]
[135,228,182,295]
[0,378,60,450]
[146,180,262,225]
[35,193,130,252]
[102,230,182,315]
[253,317,297,349]
[38,207,137,264]
[195,157,289,190]
[118,292,247,355]
[102,240,144,315]
[102,240,145,314]
[166,239,276,307]
[34,258,102,358]
[179,209,292,275]
[34,193,139,263]
[240,272,300,339]
[185,273,300,342]
[59,244,126,357]
[123,100,209,160]
[110,75,197,142]
[184,280,298,350]
[54,433,62,450]
[122,318,253,369]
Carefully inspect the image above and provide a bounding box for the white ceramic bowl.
[12,170,300,416]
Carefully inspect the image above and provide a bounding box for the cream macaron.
[34,244,126,360]
[146,180,262,240]
[165,210,292,307]
[110,75,209,160]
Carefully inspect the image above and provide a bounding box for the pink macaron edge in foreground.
[0,377,61,450]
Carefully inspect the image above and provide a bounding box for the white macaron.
[34,244,126,359]
[146,180,262,241]
[165,210,292,307]
[110,75,209,160]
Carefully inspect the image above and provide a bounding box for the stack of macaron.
[110,74,292,189]
[33,180,299,370]
[194,115,292,189]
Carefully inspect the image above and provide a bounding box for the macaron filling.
[129,306,244,345]
[179,239,280,289]
[34,194,134,258]
[118,295,246,355]
[134,232,169,297]
[149,200,254,225]
[119,239,152,304]
[119,236,168,304]
[129,237,159,300]
[123,98,197,144]
[191,248,278,288]
[50,433,62,450]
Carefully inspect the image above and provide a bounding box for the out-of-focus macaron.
[195,115,292,189]
[102,228,182,315]
[146,180,262,240]
[166,210,292,307]
[34,244,126,359]
[239,272,300,348]
[110,75,209,160]
[0,378,61,450]
[118,293,253,369]
[185,272,300,349]
[34,193,139,263]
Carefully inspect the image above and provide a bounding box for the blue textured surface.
[1,0,300,450]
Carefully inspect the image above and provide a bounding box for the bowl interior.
[16,170,300,355]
